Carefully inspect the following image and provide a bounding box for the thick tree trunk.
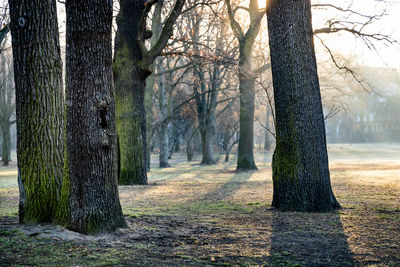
[237,49,257,171]
[66,0,126,234]
[114,65,148,184]
[267,0,340,211]
[0,122,11,166]
[9,0,64,223]
[114,0,148,185]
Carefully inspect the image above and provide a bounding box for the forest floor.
[0,144,399,266]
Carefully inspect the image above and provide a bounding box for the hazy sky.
[311,0,400,69]
[2,0,399,69]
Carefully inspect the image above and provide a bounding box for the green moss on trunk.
[9,0,64,223]
[114,43,147,185]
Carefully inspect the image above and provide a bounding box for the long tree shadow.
[268,209,354,266]
[194,170,255,202]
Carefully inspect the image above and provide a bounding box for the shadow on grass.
[194,170,255,202]
[169,171,257,216]
[268,210,354,266]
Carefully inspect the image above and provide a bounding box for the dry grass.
[0,144,399,266]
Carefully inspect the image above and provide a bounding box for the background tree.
[65,0,126,234]
[267,0,340,211]
[0,46,15,166]
[9,0,64,223]
[225,0,265,171]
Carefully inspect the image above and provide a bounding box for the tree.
[264,107,272,151]
[225,0,265,171]
[0,47,15,166]
[267,0,340,211]
[0,24,9,47]
[113,0,185,184]
[9,0,64,223]
[157,57,173,167]
[0,11,14,166]
[65,0,126,234]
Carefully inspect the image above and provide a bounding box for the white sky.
[2,0,400,69]
[311,0,400,69]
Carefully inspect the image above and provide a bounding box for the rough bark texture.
[267,0,340,211]
[113,0,148,185]
[9,0,64,223]
[66,0,126,234]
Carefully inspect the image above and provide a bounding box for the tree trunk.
[158,60,171,168]
[236,46,258,171]
[264,108,271,151]
[9,0,64,223]
[159,123,170,167]
[225,148,230,162]
[145,2,164,171]
[114,64,148,185]
[66,0,126,234]
[267,0,340,211]
[113,0,148,185]
[0,122,11,166]
[200,126,216,164]
[227,0,263,172]
[186,144,193,161]
[145,74,155,171]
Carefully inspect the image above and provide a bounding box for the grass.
[0,144,399,266]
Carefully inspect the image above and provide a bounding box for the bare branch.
[315,35,371,92]
[144,0,186,65]
[224,0,243,38]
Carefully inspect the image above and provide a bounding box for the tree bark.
[114,0,148,185]
[0,121,11,166]
[9,0,64,223]
[236,50,257,170]
[66,0,126,233]
[267,0,340,211]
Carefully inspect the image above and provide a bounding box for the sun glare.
[258,0,266,9]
